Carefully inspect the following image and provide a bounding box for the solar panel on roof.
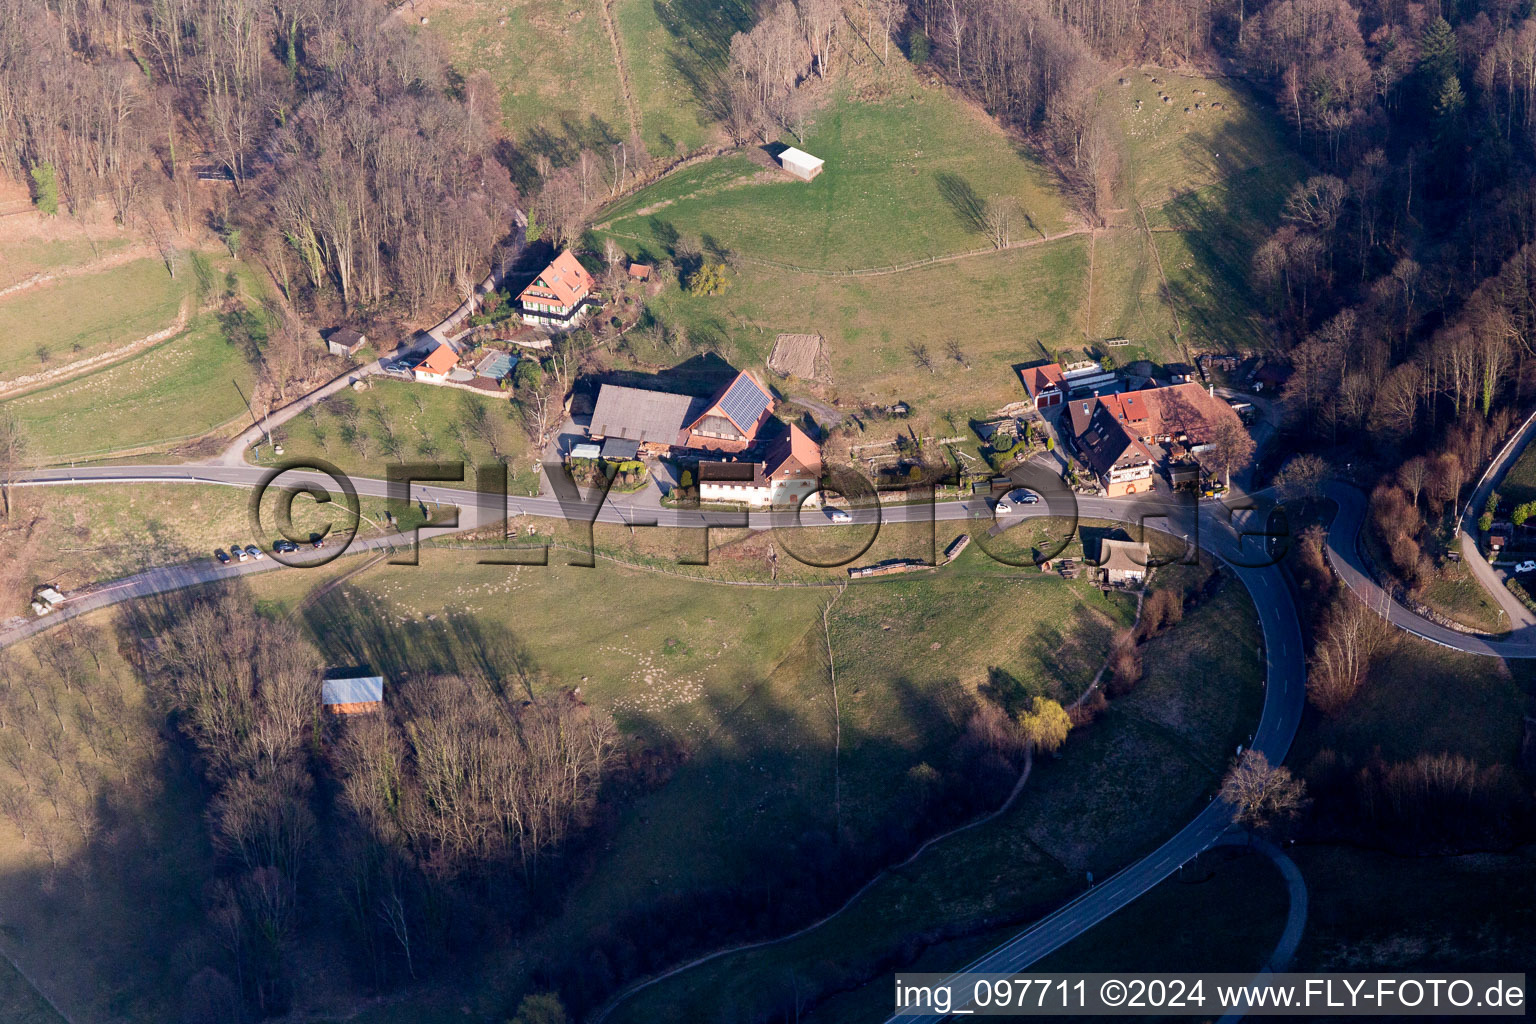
[717,375,769,431]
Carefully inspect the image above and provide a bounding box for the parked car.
[1010,489,1041,505]
[828,508,852,524]
[995,499,1013,514]
[231,544,250,562]
[215,549,232,565]
[273,539,299,554]
[310,534,326,549]
[1515,561,1536,574]
[245,545,264,561]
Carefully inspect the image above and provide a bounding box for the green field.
[609,561,1263,1022]
[2,314,259,461]
[248,378,540,495]
[423,0,629,155]
[598,71,1072,271]
[425,0,741,164]
[0,257,189,386]
[0,235,134,292]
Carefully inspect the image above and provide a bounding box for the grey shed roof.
[601,436,640,460]
[589,384,693,444]
[322,677,384,705]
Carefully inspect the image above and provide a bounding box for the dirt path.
[0,296,192,400]
[596,0,641,139]
[0,243,156,303]
[601,224,1094,279]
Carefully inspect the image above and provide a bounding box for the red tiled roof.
[416,343,458,376]
[1020,362,1065,398]
[519,250,594,309]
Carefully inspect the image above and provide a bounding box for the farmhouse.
[1019,362,1066,408]
[683,370,775,452]
[326,327,368,358]
[697,424,823,507]
[322,676,384,715]
[519,250,595,328]
[778,146,825,181]
[413,341,459,383]
[1096,539,1150,586]
[1066,382,1244,495]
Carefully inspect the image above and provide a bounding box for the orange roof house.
[413,342,459,382]
[1020,362,1066,408]
[519,251,596,328]
[697,424,824,507]
[683,371,775,452]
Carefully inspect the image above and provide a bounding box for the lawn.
[1108,69,1302,213]
[247,378,541,495]
[628,233,1091,416]
[603,565,1263,1023]
[1290,638,1527,769]
[613,0,741,154]
[598,69,1073,271]
[2,313,260,461]
[0,235,134,292]
[0,257,189,386]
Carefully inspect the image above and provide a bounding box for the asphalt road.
[1324,482,1536,658]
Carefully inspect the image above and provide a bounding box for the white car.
[828,508,852,524]
[995,499,1013,515]
[1514,561,1536,574]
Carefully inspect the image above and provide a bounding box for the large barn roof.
[590,384,694,444]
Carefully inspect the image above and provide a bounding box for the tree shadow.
[934,172,986,235]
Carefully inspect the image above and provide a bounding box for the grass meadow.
[247,378,541,496]
[610,560,1262,1022]
[0,257,189,387]
[3,314,260,461]
[0,235,134,292]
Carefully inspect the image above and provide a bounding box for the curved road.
[1324,482,1536,658]
[8,465,1309,1024]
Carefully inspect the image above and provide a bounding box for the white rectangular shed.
[778,147,824,181]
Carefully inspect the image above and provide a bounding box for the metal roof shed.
[778,147,825,181]
[601,437,641,460]
[322,676,384,714]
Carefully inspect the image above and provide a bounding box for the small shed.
[628,263,652,281]
[570,442,602,460]
[322,676,384,715]
[600,436,641,461]
[1097,539,1150,585]
[778,147,825,181]
[327,328,368,358]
